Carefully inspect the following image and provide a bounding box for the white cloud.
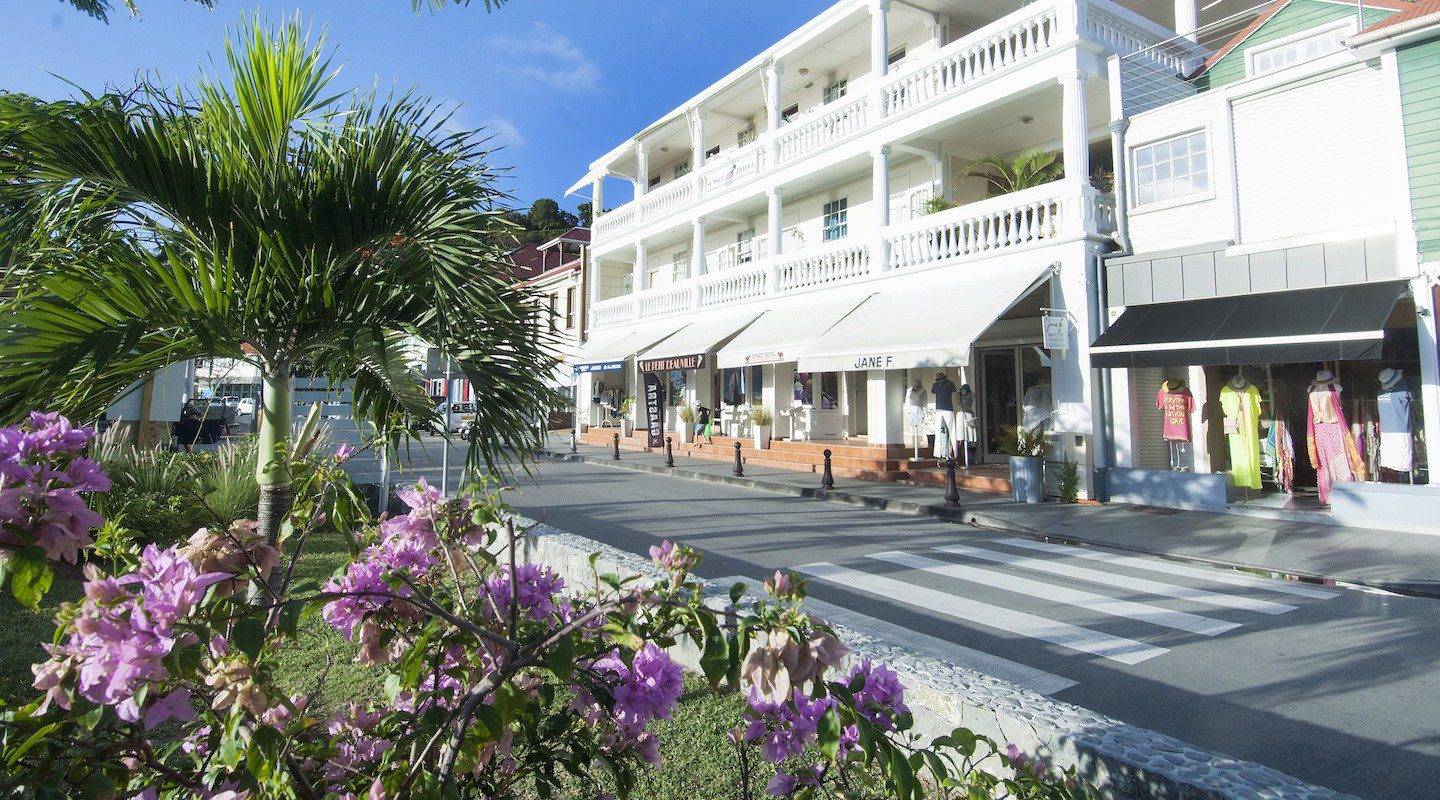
[488,22,601,93]
[484,116,525,148]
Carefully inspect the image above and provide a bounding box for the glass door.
[980,349,1018,460]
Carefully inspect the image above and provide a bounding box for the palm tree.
[0,17,555,541]
[963,147,1064,196]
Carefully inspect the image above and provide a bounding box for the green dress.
[1219,383,1263,490]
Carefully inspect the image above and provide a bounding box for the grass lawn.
[0,530,773,797]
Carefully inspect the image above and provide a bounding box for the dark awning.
[1090,280,1411,369]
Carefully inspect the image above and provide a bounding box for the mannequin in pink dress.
[1306,370,1367,504]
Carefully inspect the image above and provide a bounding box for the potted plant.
[750,403,774,450]
[619,396,636,437]
[676,403,696,444]
[998,423,1048,504]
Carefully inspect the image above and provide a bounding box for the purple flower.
[648,540,699,575]
[0,412,110,564]
[847,660,908,731]
[767,772,798,796]
[333,443,356,463]
[613,644,684,729]
[744,687,835,764]
[144,688,196,729]
[481,563,565,622]
[396,478,442,514]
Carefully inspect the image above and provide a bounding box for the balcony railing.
[590,180,1113,330]
[590,0,1173,245]
[705,235,770,273]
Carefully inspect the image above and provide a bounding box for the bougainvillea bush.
[0,413,1093,800]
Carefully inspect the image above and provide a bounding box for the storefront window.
[794,372,838,408]
[722,366,762,407]
[666,370,686,406]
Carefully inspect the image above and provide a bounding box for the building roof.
[1356,0,1440,37]
[1195,0,1411,76]
[506,243,546,282]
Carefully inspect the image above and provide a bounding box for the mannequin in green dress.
[1219,373,1263,490]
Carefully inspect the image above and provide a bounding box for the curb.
[540,447,1439,600]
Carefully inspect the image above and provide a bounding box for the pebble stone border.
[512,514,1359,800]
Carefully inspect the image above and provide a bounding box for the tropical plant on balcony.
[923,196,958,215]
[965,147,1064,196]
[0,17,555,542]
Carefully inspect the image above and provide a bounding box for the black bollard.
[732,441,744,477]
[821,449,835,490]
[665,437,675,468]
[944,455,961,508]
[570,430,579,454]
[612,432,621,461]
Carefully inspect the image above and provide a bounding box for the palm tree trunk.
[256,361,292,544]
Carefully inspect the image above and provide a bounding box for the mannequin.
[1155,378,1195,471]
[957,384,975,468]
[904,379,927,461]
[1306,369,1366,504]
[1219,372,1263,490]
[1022,381,1053,430]
[931,371,958,459]
[1377,368,1415,480]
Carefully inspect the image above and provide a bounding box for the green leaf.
[9,550,53,611]
[546,631,576,680]
[694,608,728,688]
[231,617,267,659]
[817,705,843,760]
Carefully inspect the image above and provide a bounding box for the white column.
[587,254,602,310]
[690,108,706,173]
[692,217,707,276]
[1061,71,1092,187]
[1174,0,1198,43]
[632,241,647,295]
[1413,279,1440,485]
[591,175,604,220]
[773,362,795,439]
[870,0,891,84]
[764,59,783,136]
[766,188,783,255]
[866,369,905,446]
[635,142,649,198]
[873,144,892,271]
[575,371,594,433]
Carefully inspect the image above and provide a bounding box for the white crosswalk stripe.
[994,538,1341,600]
[932,543,1298,615]
[869,551,1241,636]
[713,575,1078,695]
[796,561,1169,665]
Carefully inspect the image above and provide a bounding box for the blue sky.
[0,0,828,215]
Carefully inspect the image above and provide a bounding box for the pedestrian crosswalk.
[791,537,1342,678]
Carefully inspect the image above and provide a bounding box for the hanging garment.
[1306,383,1367,504]
[933,409,957,459]
[1155,385,1195,442]
[1377,386,1415,473]
[1220,382,1264,490]
[1270,420,1296,494]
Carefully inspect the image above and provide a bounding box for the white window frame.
[671,252,690,282]
[822,77,848,105]
[1245,19,1354,79]
[822,198,848,242]
[1130,129,1213,212]
[673,161,691,179]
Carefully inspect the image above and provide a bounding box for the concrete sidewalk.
[541,434,1440,597]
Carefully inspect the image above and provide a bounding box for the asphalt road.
[359,438,1440,800]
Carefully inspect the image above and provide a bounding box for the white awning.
[570,325,681,373]
[635,313,760,371]
[796,263,1053,372]
[714,296,872,370]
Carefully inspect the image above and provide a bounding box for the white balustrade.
[590,296,637,328]
[1084,0,1204,75]
[638,175,697,221]
[705,234,771,273]
[593,204,637,239]
[885,181,1072,271]
[696,263,769,308]
[774,95,870,165]
[882,2,1059,117]
[774,239,872,293]
[700,141,768,195]
[636,283,694,319]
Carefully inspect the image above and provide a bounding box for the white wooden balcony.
[590,0,1186,245]
[589,179,1115,331]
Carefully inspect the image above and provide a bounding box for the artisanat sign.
[637,354,702,373]
[642,371,664,449]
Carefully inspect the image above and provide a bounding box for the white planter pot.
[753,426,772,450]
[678,425,693,444]
[621,419,634,437]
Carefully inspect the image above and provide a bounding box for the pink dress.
[1306,383,1366,504]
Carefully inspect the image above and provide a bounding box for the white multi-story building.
[568,0,1208,488]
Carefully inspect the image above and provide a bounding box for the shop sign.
[743,350,785,365]
[642,371,664,449]
[637,354,702,373]
[1042,310,1069,352]
[574,360,625,374]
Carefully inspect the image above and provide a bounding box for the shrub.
[749,403,774,427]
[1059,456,1080,504]
[997,423,1049,458]
[677,403,697,424]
